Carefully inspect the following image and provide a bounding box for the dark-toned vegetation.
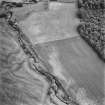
[76,0,105,61]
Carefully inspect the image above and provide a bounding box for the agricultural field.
[0,1,104,105]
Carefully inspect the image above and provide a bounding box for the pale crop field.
[20,1,80,44]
